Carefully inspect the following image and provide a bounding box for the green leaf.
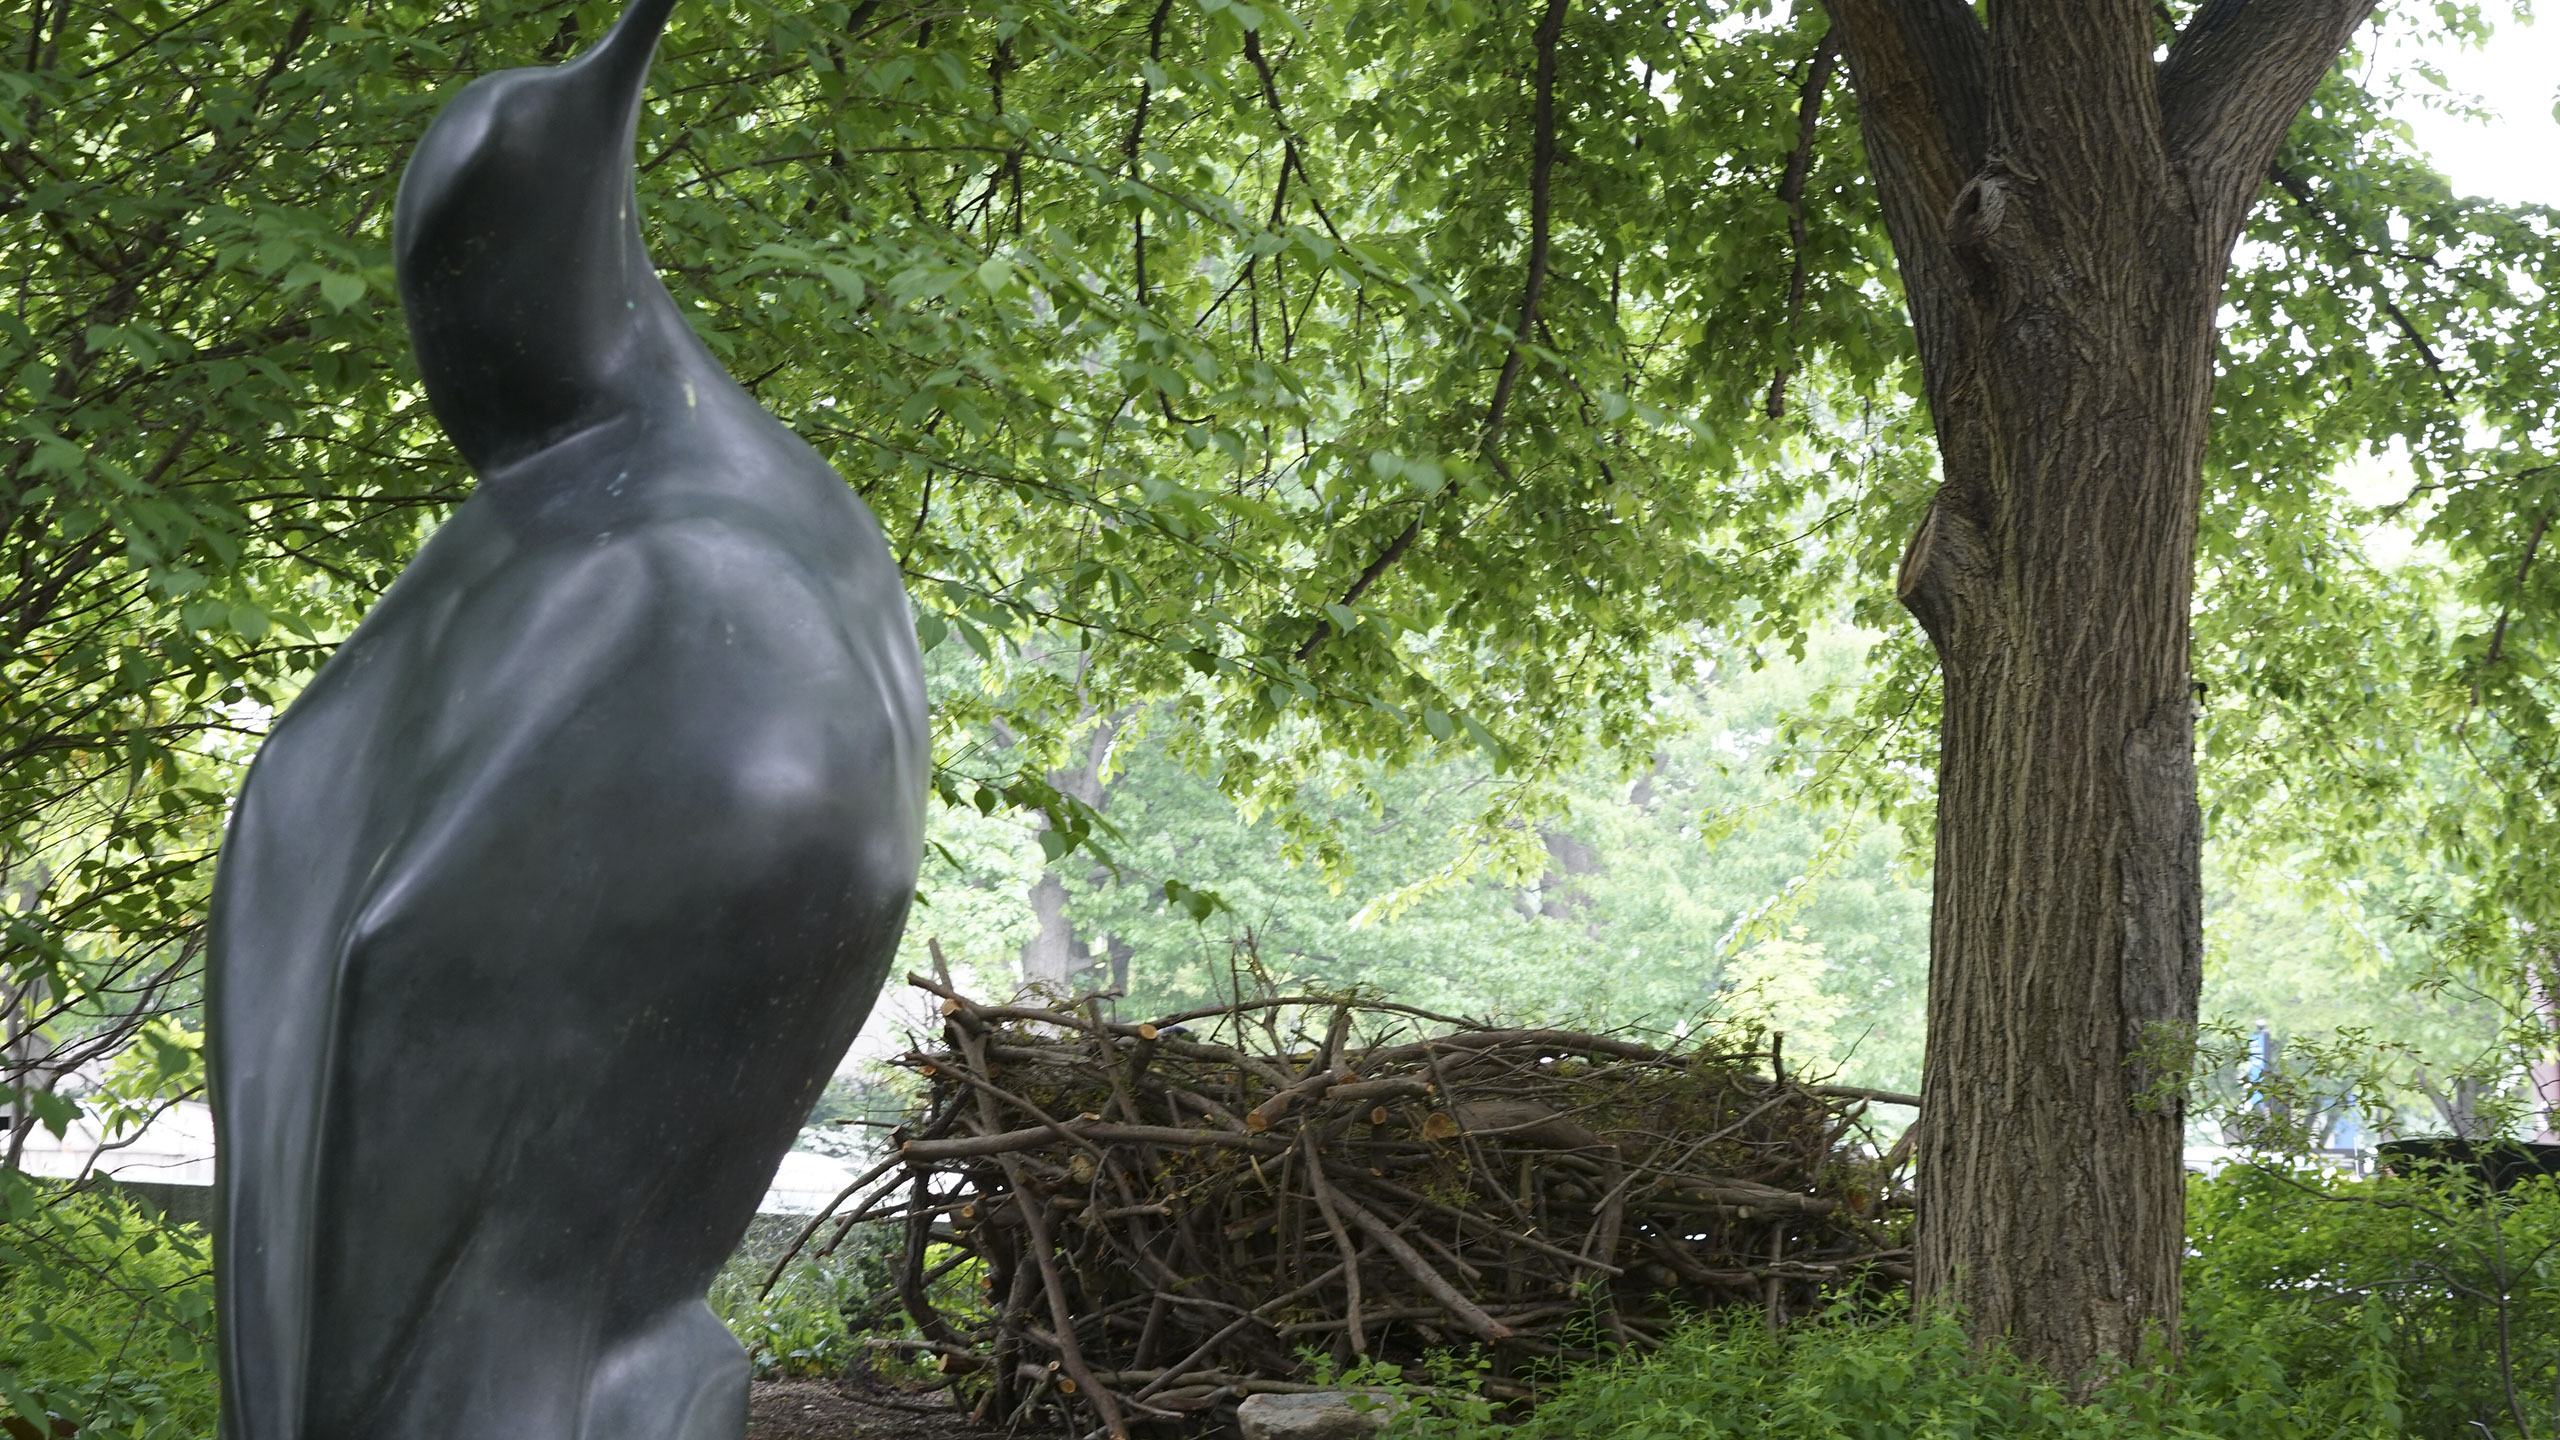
[26,435,84,478]
[819,263,867,307]
[25,1088,80,1139]
[318,270,365,311]
[1163,878,1224,921]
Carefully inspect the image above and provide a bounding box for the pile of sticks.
[792,974,1914,1437]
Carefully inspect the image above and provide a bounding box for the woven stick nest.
[786,972,1915,1437]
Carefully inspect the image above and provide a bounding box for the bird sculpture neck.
[392,0,708,479]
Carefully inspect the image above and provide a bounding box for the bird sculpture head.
[393,0,681,473]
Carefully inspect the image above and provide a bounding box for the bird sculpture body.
[205,3,927,1436]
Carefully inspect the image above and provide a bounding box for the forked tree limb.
[2264,165,2462,403]
[1816,0,1988,227]
[1121,0,1175,305]
[2159,0,2381,240]
[1479,0,1572,467]
[1240,26,1347,246]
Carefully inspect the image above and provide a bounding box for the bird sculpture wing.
[210,497,925,1438]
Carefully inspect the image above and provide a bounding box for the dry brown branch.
[869,978,1912,1432]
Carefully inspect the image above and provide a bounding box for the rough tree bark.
[1814,0,2375,1377]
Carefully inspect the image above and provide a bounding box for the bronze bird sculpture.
[207,2,927,1434]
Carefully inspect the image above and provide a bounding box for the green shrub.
[0,1179,216,1440]
[1380,1305,2411,1440]
[1377,1166,2560,1440]
[717,1269,863,1380]
[2187,1163,2560,1439]
[712,1210,987,1383]
[710,1220,871,1379]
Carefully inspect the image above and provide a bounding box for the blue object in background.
[2245,1022,2273,1111]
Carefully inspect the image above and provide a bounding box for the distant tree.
[1008,636,1933,1092]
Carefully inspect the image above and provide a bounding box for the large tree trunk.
[1817,0,2374,1378]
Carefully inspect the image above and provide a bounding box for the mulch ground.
[745,1379,999,1440]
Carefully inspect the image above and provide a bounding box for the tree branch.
[2482,502,2553,675]
[2266,164,2459,404]
[2158,0,2378,241]
[1241,28,1347,246]
[1122,0,1175,307]
[1767,30,1840,420]
[1479,0,1571,467]
[1817,0,1988,232]
[1291,519,1413,663]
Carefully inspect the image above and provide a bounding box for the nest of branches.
[784,973,1915,1437]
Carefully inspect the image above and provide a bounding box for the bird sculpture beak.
[581,0,678,101]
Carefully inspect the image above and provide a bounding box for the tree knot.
[1894,490,1991,654]
[1944,151,2037,296]
[1946,173,2007,250]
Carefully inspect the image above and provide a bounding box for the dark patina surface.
[206,3,927,1435]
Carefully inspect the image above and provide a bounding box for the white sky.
[2324,8,2557,528]
[2382,3,2560,209]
